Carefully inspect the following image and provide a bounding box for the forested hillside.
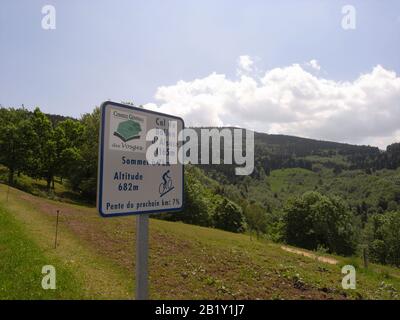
[1,106,399,269]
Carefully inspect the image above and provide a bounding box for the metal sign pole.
[136,213,149,300]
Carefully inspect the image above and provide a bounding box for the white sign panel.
[97,101,184,217]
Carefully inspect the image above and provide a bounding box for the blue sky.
[1,1,400,146]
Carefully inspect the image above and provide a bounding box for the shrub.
[283,191,357,255]
[365,211,400,266]
[213,199,245,233]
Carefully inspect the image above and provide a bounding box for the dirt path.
[281,246,339,265]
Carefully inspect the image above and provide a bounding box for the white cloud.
[306,59,321,71]
[146,59,400,149]
[237,55,254,74]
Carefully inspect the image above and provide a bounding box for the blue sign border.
[97,101,185,218]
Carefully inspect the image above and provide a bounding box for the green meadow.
[1,183,399,300]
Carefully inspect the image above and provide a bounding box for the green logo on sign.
[114,120,142,142]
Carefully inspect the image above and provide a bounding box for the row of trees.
[281,191,400,266]
[0,107,99,198]
[0,107,248,233]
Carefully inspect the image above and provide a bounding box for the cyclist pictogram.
[159,170,174,197]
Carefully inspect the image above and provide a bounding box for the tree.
[213,198,245,233]
[283,191,357,255]
[377,196,388,212]
[29,108,56,190]
[57,119,85,148]
[60,108,100,199]
[0,108,34,184]
[73,108,100,199]
[56,119,85,182]
[180,172,212,226]
[244,203,268,238]
[364,211,400,266]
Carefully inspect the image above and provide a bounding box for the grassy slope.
[0,184,132,299]
[0,204,84,299]
[0,183,399,300]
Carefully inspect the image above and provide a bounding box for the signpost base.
[136,214,149,300]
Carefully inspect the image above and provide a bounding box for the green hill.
[1,107,400,299]
[0,183,399,300]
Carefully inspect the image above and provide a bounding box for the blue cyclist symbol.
[159,170,174,197]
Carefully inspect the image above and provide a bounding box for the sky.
[1,0,400,148]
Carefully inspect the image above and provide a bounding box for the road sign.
[97,101,184,217]
[97,101,184,300]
